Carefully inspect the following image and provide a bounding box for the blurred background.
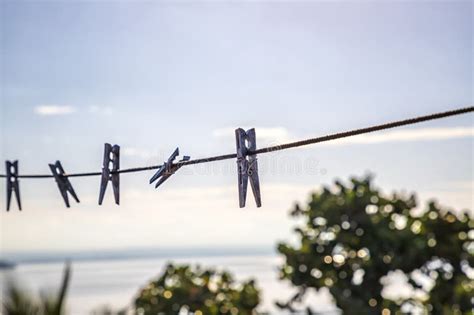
[0,1,472,314]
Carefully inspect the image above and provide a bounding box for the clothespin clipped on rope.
[5,160,21,211]
[149,148,190,189]
[98,143,120,205]
[49,161,80,208]
[235,128,261,208]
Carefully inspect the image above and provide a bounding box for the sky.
[0,0,472,254]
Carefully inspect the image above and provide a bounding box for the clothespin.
[149,148,190,188]
[49,161,80,208]
[235,128,261,208]
[98,143,120,205]
[5,160,21,211]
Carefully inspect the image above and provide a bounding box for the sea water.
[0,252,337,315]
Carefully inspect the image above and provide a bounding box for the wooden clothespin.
[98,143,120,205]
[149,148,190,189]
[49,161,80,208]
[6,160,21,211]
[235,128,261,208]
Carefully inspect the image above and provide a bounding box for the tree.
[134,263,261,315]
[3,262,71,315]
[277,176,473,314]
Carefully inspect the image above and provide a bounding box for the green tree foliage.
[3,262,71,315]
[277,176,473,314]
[134,263,261,315]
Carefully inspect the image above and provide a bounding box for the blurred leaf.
[277,175,473,314]
[3,262,71,315]
[134,263,261,315]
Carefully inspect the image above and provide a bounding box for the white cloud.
[2,180,471,253]
[213,127,294,146]
[325,127,474,146]
[418,180,473,214]
[34,105,115,116]
[88,105,114,116]
[122,147,154,160]
[213,126,474,147]
[0,183,313,252]
[34,105,77,116]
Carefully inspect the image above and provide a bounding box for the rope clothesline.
[1,106,472,179]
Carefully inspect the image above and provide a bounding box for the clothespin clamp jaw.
[49,161,80,208]
[149,148,190,189]
[98,143,120,205]
[6,160,21,211]
[235,128,262,208]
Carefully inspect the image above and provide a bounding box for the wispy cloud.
[34,105,114,116]
[122,147,154,160]
[3,180,470,253]
[88,105,114,116]
[34,105,77,116]
[326,127,474,146]
[213,127,474,146]
[213,127,293,145]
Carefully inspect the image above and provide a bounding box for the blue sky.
[0,0,472,253]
